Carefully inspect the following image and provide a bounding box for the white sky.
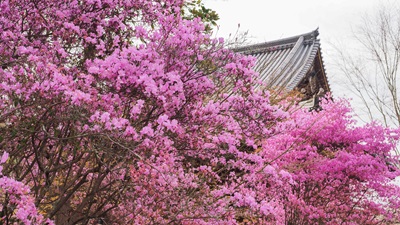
[203,0,387,122]
[203,0,382,42]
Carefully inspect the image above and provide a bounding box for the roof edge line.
[233,28,319,53]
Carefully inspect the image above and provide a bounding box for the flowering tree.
[0,152,52,224]
[0,0,399,224]
[264,99,400,224]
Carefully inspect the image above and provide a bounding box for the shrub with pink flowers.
[0,0,399,224]
[0,152,53,224]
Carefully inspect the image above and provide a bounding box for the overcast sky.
[203,0,390,122]
[203,0,384,87]
[203,0,382,43]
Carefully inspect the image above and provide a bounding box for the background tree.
[335,1,400,129]
[182,0,219,32]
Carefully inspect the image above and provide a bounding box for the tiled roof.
[234,29,322,90]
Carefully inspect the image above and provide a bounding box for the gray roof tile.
[234,29,322,91]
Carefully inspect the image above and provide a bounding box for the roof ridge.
[233,28,319,54]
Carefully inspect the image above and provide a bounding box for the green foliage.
[182,0,219,32]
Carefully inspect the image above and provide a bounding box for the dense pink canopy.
[0,0,399,224]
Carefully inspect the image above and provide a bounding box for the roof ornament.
[309,88,325,112]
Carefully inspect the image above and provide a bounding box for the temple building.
[234,29,330,110]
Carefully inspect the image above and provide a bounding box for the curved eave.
[318,48,331,93]
[288,40,320,90]
[232,29,331,93]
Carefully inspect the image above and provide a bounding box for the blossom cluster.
[0,0,399,224]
